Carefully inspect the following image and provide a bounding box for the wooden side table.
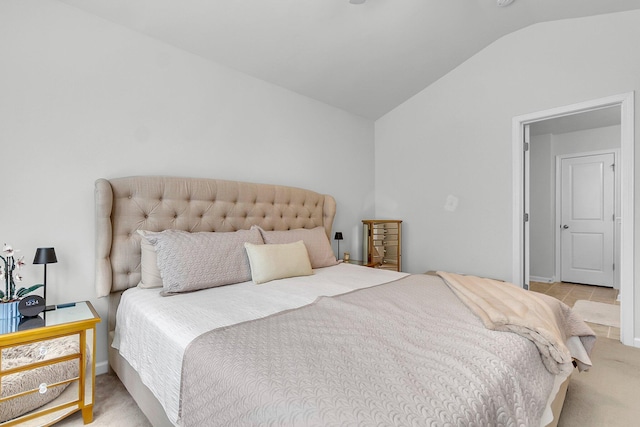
[0,301,100,426]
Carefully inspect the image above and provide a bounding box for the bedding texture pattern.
[113,263,408,424]
[143,228,263,294]
[179,274,556,426]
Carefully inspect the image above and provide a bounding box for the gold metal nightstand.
[0,301,100,426]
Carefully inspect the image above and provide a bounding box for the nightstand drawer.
[1,368,78,422]
[2,335,80,369]
[2,336,83,389]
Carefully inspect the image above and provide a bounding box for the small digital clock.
[18,295,46,317]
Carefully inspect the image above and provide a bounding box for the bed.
[95,176,595,427]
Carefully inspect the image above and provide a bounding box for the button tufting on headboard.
[95,176,336,298]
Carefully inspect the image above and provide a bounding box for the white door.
[560,153,615,287]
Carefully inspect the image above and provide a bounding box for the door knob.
[562,224,569,229]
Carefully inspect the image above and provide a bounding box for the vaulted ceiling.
[59,0,640,119]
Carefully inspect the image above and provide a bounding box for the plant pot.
[0,301,21,334]
[0,300,20,319]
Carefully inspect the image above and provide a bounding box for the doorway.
[512,92,635,346]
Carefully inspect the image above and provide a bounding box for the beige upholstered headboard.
[95,176,336,300]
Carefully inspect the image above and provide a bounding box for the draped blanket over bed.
[437,271,595,375]
[179,274,558,427]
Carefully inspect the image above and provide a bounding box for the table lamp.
[334,232,343,259]
[33,247,57,311]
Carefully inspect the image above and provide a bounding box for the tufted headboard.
[95,176,336,299]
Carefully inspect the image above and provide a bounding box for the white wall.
[375,11,640,338]
[530,125,621,283]
[0,0,374,371]
[530,133,554,281]
[553,126,622,156]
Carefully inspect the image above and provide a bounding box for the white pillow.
[137,230,163,289]
[253,226,338,269]
[244,241,313,284]
[143,228,264,295]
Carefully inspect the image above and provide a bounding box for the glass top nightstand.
[1,301,98,336]
[0,301,100,426]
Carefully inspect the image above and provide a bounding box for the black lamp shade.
[334,232,343,240]
[33,247,58,265]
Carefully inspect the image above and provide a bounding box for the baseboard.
[530,276,554,283]
[96,360,110,376]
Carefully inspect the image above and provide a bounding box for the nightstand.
[0,301,100,426]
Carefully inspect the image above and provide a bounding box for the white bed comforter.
[112,263,408,425]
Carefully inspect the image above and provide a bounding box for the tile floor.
[530,281,620,340]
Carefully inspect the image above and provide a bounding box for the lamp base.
[44,305,56,312]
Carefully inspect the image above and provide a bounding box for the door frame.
[555,150,619,288]
[512,91,635,347]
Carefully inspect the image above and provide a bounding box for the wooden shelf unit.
[362,219,402,272]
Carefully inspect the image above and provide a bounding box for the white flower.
[13,270,23,282]
[0,264,4,279]
[16,256,25,269]
[2,243,14,257]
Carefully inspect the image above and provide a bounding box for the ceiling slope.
[59,0,640,119]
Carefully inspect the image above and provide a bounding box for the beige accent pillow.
[137,230,163,289]
[143,228,264,295]
[244,241,313,284]
[253,226,338,269]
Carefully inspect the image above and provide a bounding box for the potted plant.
[1,244,43,319]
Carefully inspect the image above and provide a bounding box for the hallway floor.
[530,281,620,340]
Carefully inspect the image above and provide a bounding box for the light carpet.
[55,337,640,426]
[559,337,640,426]
[573,300,620,328]
[55,373,151,427]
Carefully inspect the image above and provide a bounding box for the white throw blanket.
[438,271,596,375]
